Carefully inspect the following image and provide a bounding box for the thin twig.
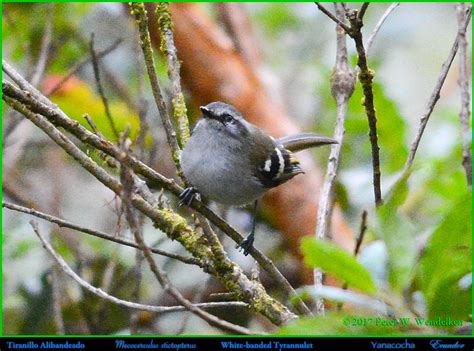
[337,209,368,311]
[121,128,144,334]
[72,24,136,111]
[176,276,212,334]
[314,2,355,315]
[354,210,368,256]
[129,3,183,173]
[30,221,247,314]
[456,3,472,187]
[89,33,120,140]
[84,113,105,139]
[196,214,228,268]
[3,201,200,266]
[402,6,472,176]
[347,9,383,206]
[314,2,351,34]
[365,3,400,56]
[45,38,123,97]
[2,60,54,107]
[358,2,370,20]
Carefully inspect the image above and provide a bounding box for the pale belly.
[181,143,266,206]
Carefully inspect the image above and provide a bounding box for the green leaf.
[374,173,417,293]
[301,237,377,294]
[418,191,472,323]
[378,171,410,221]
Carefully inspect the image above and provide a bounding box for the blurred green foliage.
[253,3,301,38]
[301,237,376,294]
[416,191,472,324]
[375,173,417,293]
[50,78,140,142]
[317,67,408,174]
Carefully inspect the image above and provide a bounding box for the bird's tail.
[277,133,337,152]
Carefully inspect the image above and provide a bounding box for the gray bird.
[180,102,336,255]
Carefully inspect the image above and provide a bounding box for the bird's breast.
[181,133,265,205]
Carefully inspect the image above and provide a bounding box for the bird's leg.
[178,187,198,207]
[236,200,258,256]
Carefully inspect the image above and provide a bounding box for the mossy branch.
[155,3,190,147]
[129,2,183,175]
[3,72,298,327]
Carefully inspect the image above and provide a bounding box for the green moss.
[129,3,154,64]
[129,2,146,18]
[358,68,375,85]
[156,2,173,54]
[157,209,188,237]
[150,208,215,267]
[172,93,190,147]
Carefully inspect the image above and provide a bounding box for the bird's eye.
[221,113,234,124]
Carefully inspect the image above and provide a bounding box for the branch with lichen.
[150,1,308,316]
[2,72,298,326]
[129,2,183,175]
[152,4,232,288]
[2,66,309,316]
[156,2,190,147]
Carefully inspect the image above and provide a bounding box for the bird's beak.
[200,106,212,119]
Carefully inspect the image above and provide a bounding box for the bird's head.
[199,102,249,138]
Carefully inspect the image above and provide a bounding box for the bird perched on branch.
[179,102,336,255]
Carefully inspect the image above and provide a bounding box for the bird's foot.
[236,233,254,256]
[178,187,198,207]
